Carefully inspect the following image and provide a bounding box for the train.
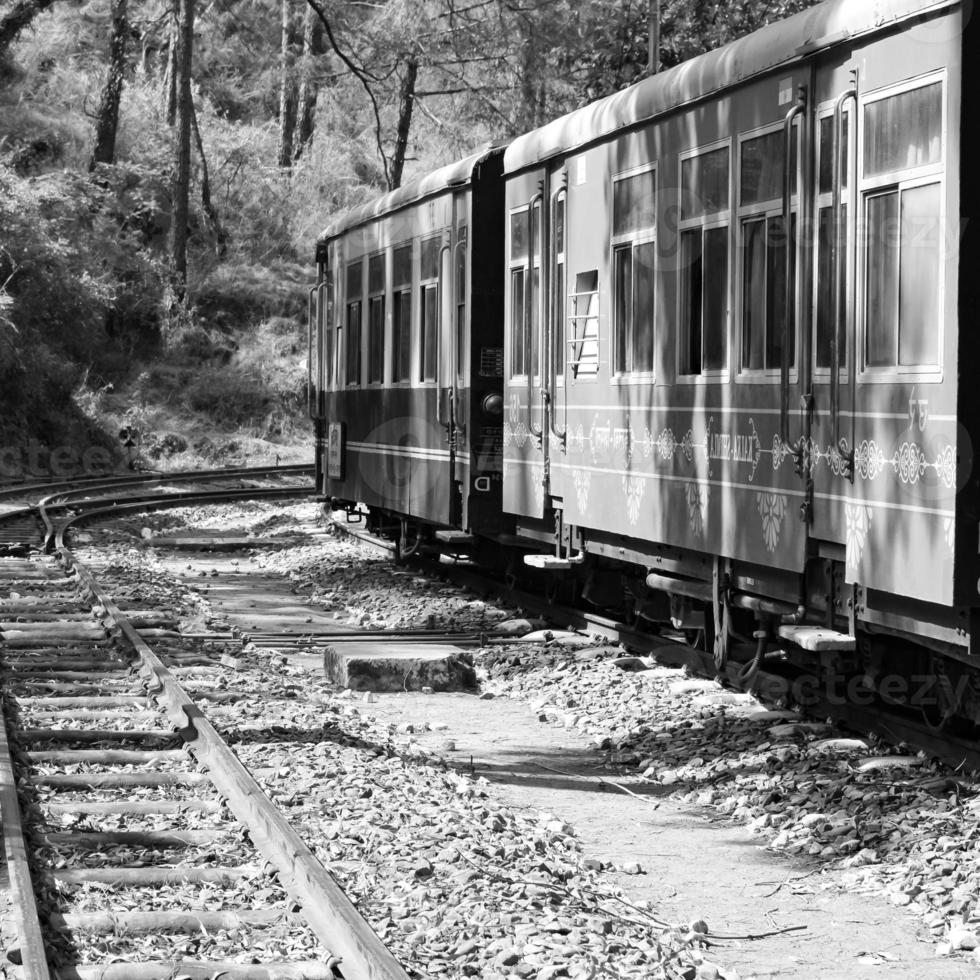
[309,0,980,728]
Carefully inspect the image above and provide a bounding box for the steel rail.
[41,485,314,552]
[0,694,53,980]
[58,550,410,980]
[3,477,408,978]
[0,464,313,503]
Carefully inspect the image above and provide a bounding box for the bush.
[0,161,169,427]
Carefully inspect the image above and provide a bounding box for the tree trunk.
[190,94,226,254]
[89,0,129,169]
[389,57,417,191]
[161,0,178,126]
[648,0,660,74]
[170,0,194,297]
[276,0,298,169]
[293,2,323,161]
[0,0,59,58]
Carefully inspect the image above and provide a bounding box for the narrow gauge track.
[0,475,409,980]
[0,465,315,554]
[325,513,980,778]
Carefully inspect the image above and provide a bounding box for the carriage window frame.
[736,120,801,384]
[552,188,567,387]
[419,235,441,385]
[344,257,363,388]
[455,225,467,381]
[610,162,657,384]
[508,202,540,384]
[330,247,343,390]
[319,246,335,394]
[391,241,414,386]
[366,250,386,386]
[857,72,946,382]
[812,104,852,382]
[321,262,335,395]
[677,140,731,383]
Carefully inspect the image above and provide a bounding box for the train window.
[741,214,796,371]
[611,167,656,376]
[815,111,850,371]
[815,204,846,370]
[509,205,540,378]
[865,182,942,368]
[570,270,599,379]
[818,114,849,195]
[510,210,529,262]
[739,125,799,373]
[613,171,656,235]
[511,266,527,376]
[864,82,942,178]
[681,147,729,219]
[740,129,796,206]
[367,253,385,384]
[860,78,944,371]
[420,237,440,383]
[392,243,412,383]
[323,266,335,393]
[345,260,362,386]
[679,145,729,376]
[531,202,541,378]
[455,227,467,378]
[679,228,728,374]
[552,192,566,381]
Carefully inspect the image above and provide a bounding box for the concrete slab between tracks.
[148,536,295,550]
[322,641,476,693]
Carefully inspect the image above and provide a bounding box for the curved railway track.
[0,469,410,980]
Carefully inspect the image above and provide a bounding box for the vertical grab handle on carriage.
[831,74,858,479]
[452,237,466,438]
[307,285,319,420]
[526,188,544,444]
[781,87,805,454]
[436,239,452,436]
[549,178,568,447]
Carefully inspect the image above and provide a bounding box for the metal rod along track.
[1,475,410,980]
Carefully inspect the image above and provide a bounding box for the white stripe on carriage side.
[551,405,958,423]
[546,461,955,519]
[347,441,451,462]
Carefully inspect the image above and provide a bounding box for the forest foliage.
[0,0,819,459]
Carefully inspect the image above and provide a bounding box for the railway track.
[0,470,410,980]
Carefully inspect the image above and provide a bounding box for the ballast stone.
[322,641,476,692]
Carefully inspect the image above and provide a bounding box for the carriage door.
[438,211,462,527]
[308,251,331,493]
[809,67,952,607]
[503,187,547,520]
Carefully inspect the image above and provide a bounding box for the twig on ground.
[534,761,661,808]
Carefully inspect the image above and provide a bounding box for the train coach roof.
[504,0,954,173]
[317,146,502,244]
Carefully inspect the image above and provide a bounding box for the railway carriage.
[310,149,507,552]
[312,0,980,726]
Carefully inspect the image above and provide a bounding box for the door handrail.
[307,285,319,420]
[832,73,858,480]
[436,239,452,436]
[781,86,806,455]
[549,180,568,447]
[525,189,544,444]
[452,237,466,438]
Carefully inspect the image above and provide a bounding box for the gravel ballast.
[63,501,980,975]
